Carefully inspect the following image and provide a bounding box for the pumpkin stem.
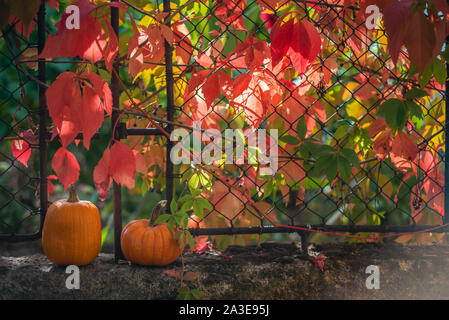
[149,200,168,226]
[67,184,79,203]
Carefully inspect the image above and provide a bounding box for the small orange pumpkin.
[42,184,101,266]
[121,200,181,266]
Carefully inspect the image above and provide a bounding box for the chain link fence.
[0,1,447,250]
[0,6,46,241]
[164,0,448,243]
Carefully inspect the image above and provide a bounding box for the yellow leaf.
[346,99,365,119]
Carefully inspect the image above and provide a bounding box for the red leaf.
[195,54,214,68]
[40,0,107,63]
[232,73,252,98]
[183,271,199,281]
[80,85,103,150]
[109,141,136,190]
[103,18,118,73]
[270,17,294,67]
[372,128,392,160]
[173,21,192,71]
[46,72,82,147]
[392,132,419,161]
[11,138,31,167]
[93,148,112,201]
[202,73,220,109]
[133,150,148,174]
[288,19,321,75]
[383,0,413,65]
[369,118,388,137]
[45,72,76,129]
[51,147,80,191]
[403,11,436,73]
[47,175,58,198]
[184,70,210,100]
[46,71,111,148]
[271,15,321,75]
[218,70,233,97]
[163,269,181,279]
[82,71,113,116]
[311,253,326,272]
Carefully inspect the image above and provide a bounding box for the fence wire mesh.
[0,0,447,246]
[0,19,43,239]
[164,0,447,240]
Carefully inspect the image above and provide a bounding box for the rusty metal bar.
[111,1,123,262]
[126,128,166,136]
[189,224,447,236]
[163,0,175,213]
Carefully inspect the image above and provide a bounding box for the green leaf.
[404,88,429,100]
[340,148,360,169]
[190,289,204,300]
[337,155,352,182]
[154,213,171,225]
[196,197,212,210]
[176,287,189,300]
[377,98,408,132]
[181,170,194,182]
[190,188,202,197]
[262,180,274,199]
[432,59,447,86]
[419,63,433,88]
[182,215,189,229]
[188,173,200,193]
[179,194,194,204]
[296,117,307,140]
[405,100,423,119]
[168,218,175,235]
[325,154,338,182]
[199,171,212,191]
[314,153,334,175]
[180,199,193,214]
[186,231,195,251]
[192,201,203,219]
[280,134,300,145]
[170,198,178,214]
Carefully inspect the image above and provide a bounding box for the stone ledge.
[1,242,449,299]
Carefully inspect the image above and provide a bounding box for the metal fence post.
[111,1,123,262]
[163,0,175,213]
[38,2,47,235]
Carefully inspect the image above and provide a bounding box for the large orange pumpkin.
[42,184,101,266]
[121,200,181,266]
